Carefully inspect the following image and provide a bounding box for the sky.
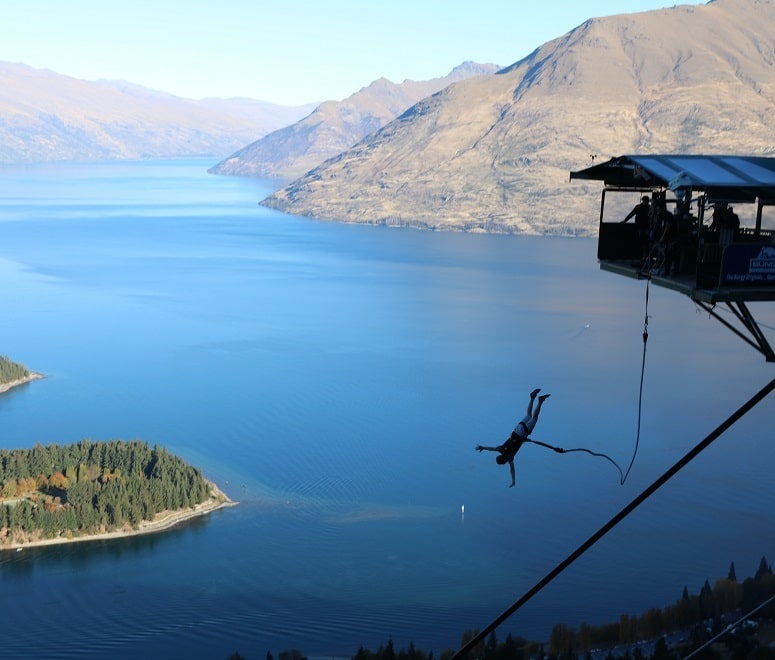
[1,1,707,107]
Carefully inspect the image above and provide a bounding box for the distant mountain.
[0,62,315,164]
[262,0,775,236]
[209,61,500,180]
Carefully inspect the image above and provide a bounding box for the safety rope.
[525,279,651,485]
[627,278,650,482]
[450,377,775,660]
[525,439,628,484]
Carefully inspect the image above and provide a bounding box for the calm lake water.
[0,160,772,659]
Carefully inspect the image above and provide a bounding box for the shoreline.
[0,372,44,395]
[2,480,237,551]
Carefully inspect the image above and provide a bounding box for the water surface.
[0,160,773,658]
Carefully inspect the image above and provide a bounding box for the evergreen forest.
[0,355,30,384]
[0,439,212,545]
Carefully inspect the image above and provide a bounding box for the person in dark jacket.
[621,195,651,262]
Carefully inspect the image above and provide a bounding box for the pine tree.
[0,355,29,384]
[0,439,216,541]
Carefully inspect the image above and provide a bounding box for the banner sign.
[721,244,775,286]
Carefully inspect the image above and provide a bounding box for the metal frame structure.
[570,154,775,362]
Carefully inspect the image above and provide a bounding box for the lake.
[0,160,773,659]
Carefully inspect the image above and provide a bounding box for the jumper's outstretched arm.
[476,445,500,452]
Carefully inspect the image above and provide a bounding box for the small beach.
[0,372,44,395]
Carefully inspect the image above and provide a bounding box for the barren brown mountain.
[209,61,500,180]
[0,62,315,163]
[262,0,775,236]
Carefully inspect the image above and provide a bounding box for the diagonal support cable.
[451,377,775,660]
[683,593,775,659]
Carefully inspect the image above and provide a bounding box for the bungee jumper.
[476,388,550,488]
[476,384,642,487]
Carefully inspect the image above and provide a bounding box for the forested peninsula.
[0,439,234,550]
[0,355,42,394]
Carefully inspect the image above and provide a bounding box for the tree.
[353,645,375,660]
[49,471,69,490]
[1,480,17,498]
[652,637,674,660]
[754,556,772,581]
[550,623,575,655]
[699,579,715,618]
[0,355,29,384]
[499,634,522,660]
[278,651,304,660]
[382,639,395,660]
[639,608,664,640]
[459,630,482,659]
[618,614,637,644]
[578,623,592,652]
[16,477,36,495]
[484,632,498,658]
[712,578,742,612]
[727,561,737,582]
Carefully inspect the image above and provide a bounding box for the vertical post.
[755,198,763,237]
[599,188,607,228]
[695,195,707,285]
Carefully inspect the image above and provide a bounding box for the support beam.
[696,301,775,362]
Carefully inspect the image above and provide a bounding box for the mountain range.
[0,62,315,163]
[4,0,775,237]
[208,61,500,181]
[260,0,775,236]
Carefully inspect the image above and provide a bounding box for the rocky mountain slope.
[209,61,500,180]
[0,62,315,163]
[262,0,775,236]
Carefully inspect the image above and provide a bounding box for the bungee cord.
[526,279,651,485]
[525,438,629,484]
[630,277,650,481]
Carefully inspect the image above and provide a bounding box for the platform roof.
[570,154,775,202]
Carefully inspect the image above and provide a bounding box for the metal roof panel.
[571,154,775,200]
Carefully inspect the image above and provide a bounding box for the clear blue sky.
[1,1,705,106]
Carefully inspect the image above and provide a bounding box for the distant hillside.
[261,0,775,236]
[0,62,315,164]
[209,61,500,180]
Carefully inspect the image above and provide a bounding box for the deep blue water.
[0,160,772,659]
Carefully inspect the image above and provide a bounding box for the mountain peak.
[261,0,775,235]
[209,62,499,180]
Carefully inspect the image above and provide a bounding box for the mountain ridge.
[0,61,315,163]
[208,61,500,180]
[261,0,775,235]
